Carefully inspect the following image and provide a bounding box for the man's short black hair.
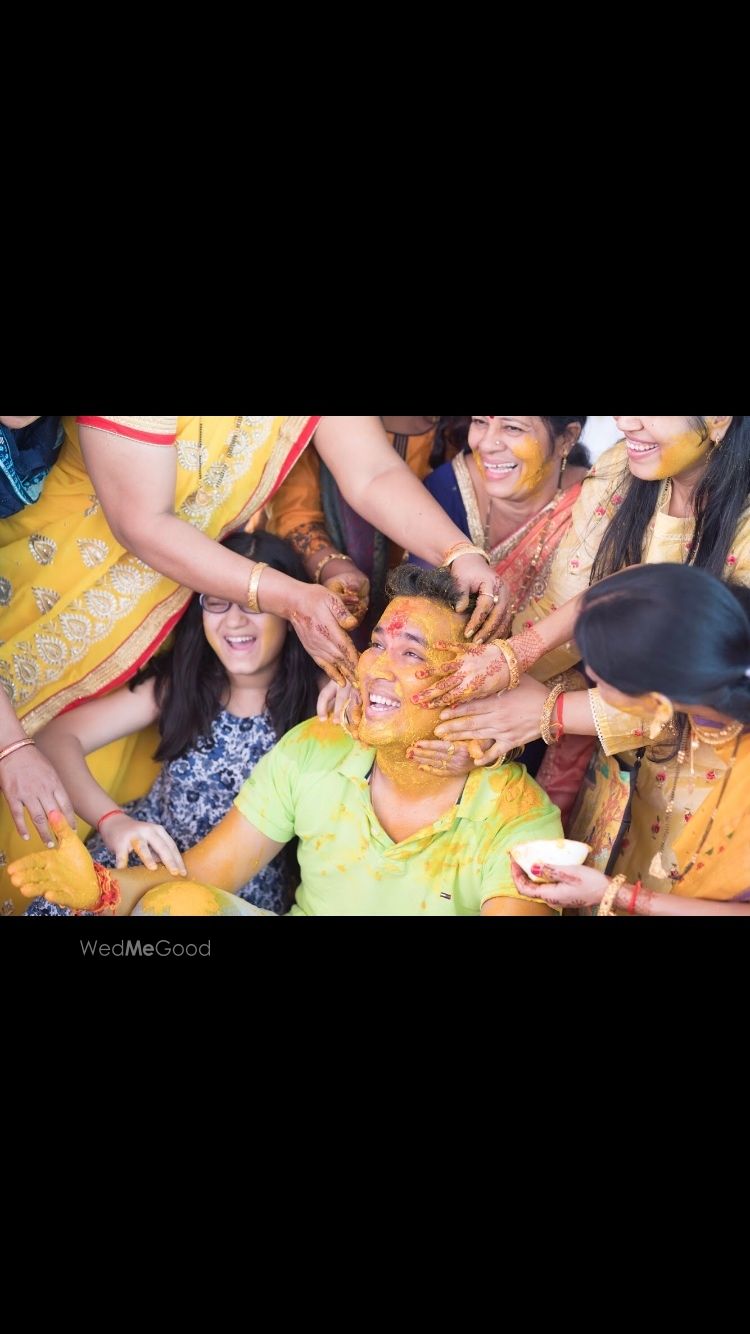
[385,563,474,613]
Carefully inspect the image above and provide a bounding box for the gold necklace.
[484,494,561,633]
[688,715,744,747]
[194,419,209,507]
[193,416,244,509]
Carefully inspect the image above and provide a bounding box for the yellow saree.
[0,414,317,914]
[530,441,750,888]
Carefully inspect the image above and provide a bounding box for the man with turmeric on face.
[9,567,563,916]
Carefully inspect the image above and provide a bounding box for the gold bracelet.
[246,561,269,614]
[0,737,35,763]
[440,542,491,568]
[313,552,353,584]
[539,683,565,745]
[492,639,521,692]
[597,874,627,917]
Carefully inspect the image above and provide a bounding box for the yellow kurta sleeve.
[587,688,658,757]
[511,442,632,680]
[724,505,750,584]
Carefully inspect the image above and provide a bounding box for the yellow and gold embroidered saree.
[0,414,317,913]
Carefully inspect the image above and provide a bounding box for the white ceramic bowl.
[510,838,591,884]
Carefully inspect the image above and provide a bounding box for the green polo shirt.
[234,719,563,916]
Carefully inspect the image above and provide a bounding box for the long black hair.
[133,530,320,761]
[590,416,750,584]
[429,415,590,469]
[575,563,750,724]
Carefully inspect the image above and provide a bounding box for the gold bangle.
[313,552,353,584]
[597,874,627,917]
[492,639,521,692]
[539,683,565,745]
[246,561,268,614]
[440,543,491,568]
[0,737,35,763]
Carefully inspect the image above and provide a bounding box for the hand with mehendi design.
[451,558,510,642]
[406,737,492,776]
[322,560,370,627]
[510,859,611,909]
[433,675,549,756]
[411,640,510,708]
[287,583,360,687]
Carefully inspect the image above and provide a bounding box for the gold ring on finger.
[447,743,455,755]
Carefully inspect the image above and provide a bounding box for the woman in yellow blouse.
[511,563,750,913]
[0,414,500,913]
[415,416,750,889]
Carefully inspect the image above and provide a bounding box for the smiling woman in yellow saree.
[0,414,502,912]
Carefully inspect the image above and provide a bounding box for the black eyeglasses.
[199,594,257,615]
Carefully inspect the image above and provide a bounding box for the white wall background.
[581,416,620,459]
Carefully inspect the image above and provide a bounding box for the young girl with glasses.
[25,531,319,915]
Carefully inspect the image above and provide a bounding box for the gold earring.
[648,692,674,741]
[559,451,570,482]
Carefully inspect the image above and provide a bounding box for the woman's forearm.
[34,733,115,828]
[615,882,750,916]
[509,593,586,675]
[559,691,598,738]
[0,692,27,747]
[112,510,299,614]
[314,417,469,566]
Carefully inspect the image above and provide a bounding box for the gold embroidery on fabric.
[32,586,60,614]
[34,634,69,669]
[77,538,110,568]
[0,578,12,606]
[0,663,13,701]
[84,496,101,517]
[13,653,40,691]
[92,415,178,437]
[176,438,208,473]
[84,589,118,620]
[22,584,191,733]
[109,562,153,597]
[58,613,90,644]
[224,416,312,534]
[175,416,276,533]
[28,534,57,565]
[6,556,163,709]
[452,453,485,548]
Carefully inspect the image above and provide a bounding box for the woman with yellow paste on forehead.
[9,566,563,917]
[412,416,750,891]
[406,415,594,820]
[0,414,503,914]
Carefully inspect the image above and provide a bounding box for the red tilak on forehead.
[384,615,407,634]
